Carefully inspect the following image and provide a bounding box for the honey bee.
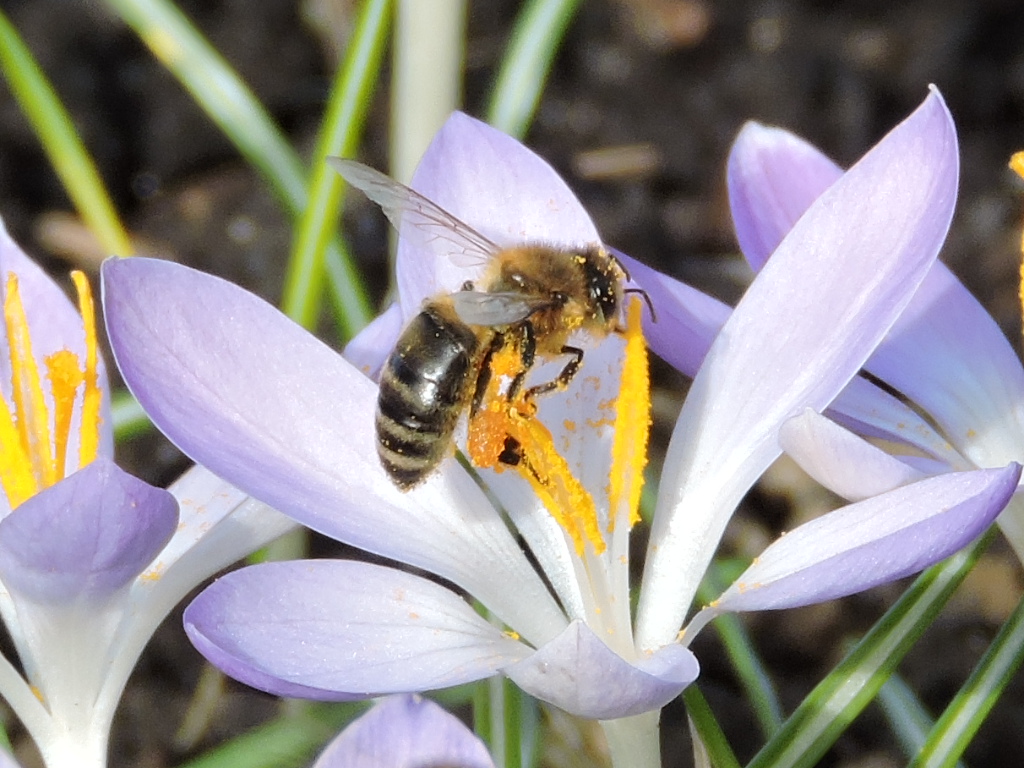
[330,158,649,490]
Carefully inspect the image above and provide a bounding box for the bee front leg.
[523,345,584,402]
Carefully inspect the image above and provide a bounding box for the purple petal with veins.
[0,457,178,603]
[184,560,530,701]
[712,464,1019,614]
[780,409,928,500]
[637,88,960,650]
[102,256,568,648]
[396,112,601,316]
[504,621,698,719]
[312,695,494,768]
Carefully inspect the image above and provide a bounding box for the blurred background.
[1,1,1024,766]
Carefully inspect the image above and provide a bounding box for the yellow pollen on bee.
[0,271,102,509]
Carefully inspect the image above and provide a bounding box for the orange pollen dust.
[465,295,652,556]
[0,271,102,509]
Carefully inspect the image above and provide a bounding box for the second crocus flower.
[0,224,294,768]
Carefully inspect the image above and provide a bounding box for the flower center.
[0,271,101,509]
[467,297,651,556]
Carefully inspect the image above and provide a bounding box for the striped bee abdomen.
[376,303,483,489]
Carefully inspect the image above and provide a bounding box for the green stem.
[485,0,581,139]
[601,710,662,768]
[390,0,466,184]
[683,686,742,768]
[877,672,966,768]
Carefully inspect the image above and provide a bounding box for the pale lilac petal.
[343,301,402,380]
[780,409,928,500]
[712,464,1020,613]
[615,251,730,377]
[184,560,530,700]
[396,112,600,315]
[725,115,1024,472]
[0,458,177,602]
[146,464,296,578]
[313,695,494,768]
[102,257,567,647]
[504,621,698,719]
[0,749,21,768]
[864,264,1024,467]
[727,122,843,271]
[826,375,965,468]
[637,89,960,650]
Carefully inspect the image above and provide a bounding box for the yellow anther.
[0,271,102,510]
[71,271,101,467]
[608,297,650,530]
[5,274,55,496]
[1011,152,1024,340]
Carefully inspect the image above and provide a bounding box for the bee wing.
[450,290,554,327]
[329,158,499,267]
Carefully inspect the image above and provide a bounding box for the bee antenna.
[624,287,657,322]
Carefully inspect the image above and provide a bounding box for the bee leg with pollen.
[522,345,584,403]
[504,321,537,405]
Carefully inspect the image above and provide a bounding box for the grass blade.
[0,9,131,256]
[748,529,994,768]
[486,0,581,139]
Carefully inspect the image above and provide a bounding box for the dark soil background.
[1,1,1024,766]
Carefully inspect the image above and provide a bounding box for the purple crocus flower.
[0,225,294,768]
[720,89,1024,566]
[100,88,1016,768]
[311,695,494,768]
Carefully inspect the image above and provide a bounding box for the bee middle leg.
[505,321,537,403]
[470,332,507,418]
